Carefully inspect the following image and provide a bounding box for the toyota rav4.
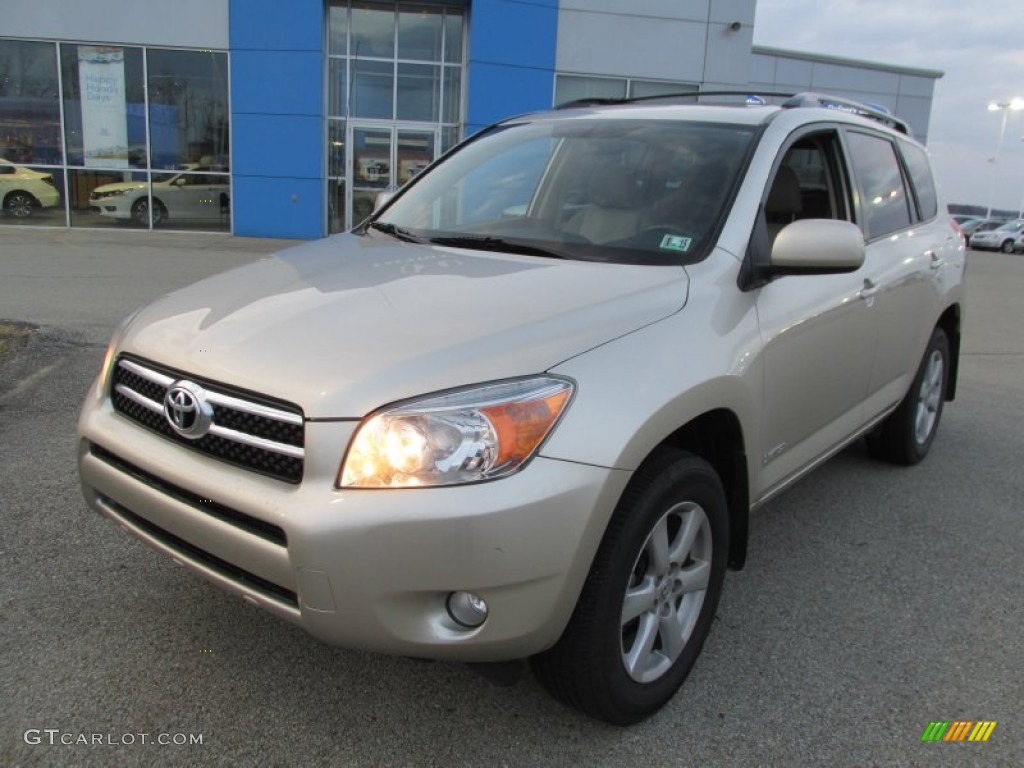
[77,92,965,724]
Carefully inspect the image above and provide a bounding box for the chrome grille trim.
[204,389,304,425]
[114,383,163,414]
[120,357,175,387]
[110,356,306,483]
[207,423,305,459]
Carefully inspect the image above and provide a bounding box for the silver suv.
[77,92,965,724]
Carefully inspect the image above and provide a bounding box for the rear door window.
[898,140,938,221]
[845,131,913,239]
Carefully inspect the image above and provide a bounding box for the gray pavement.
[2,229,1022,767]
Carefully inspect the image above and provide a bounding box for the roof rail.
[782,92,912,135]
[554,89,796,110]
[552,88,913,135]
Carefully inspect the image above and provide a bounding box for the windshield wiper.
[368,221,422,243]
[427,235,571,260]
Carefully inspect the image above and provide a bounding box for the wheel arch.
[936,304,961,401]
[640,408,750,570]
[4,189,39,206]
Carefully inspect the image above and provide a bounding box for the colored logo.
[921,721,997,742]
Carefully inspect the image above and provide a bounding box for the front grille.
[110,355,305,484]
[90,443,288,547]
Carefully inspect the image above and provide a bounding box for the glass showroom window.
[326,1,466,233]
[1,38,229,232]
[0,39,65,226]
[554,75,699,106]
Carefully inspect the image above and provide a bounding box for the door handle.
[859,278,880,303]
[925,250,945,269]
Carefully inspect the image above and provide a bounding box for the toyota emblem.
[163,380,213,439]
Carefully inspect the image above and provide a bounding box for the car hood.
[6,166,51,180]
[118,233,689,417]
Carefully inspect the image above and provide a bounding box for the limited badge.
[659,234,693,252]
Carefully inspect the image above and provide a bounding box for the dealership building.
[1,0,942,239]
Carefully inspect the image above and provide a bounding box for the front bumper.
[77,378,629,661]
[89,198,132,219]
[967,235,1003,250]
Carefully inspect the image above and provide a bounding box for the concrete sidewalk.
[0,227,302,344]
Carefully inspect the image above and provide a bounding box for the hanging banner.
[78,46,129,168]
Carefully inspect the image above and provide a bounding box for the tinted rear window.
[899,140,938,220]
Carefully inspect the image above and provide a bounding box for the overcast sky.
[753,0,1024,214]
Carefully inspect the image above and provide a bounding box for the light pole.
[985,98,1024,219]
[1019,136,1024,220]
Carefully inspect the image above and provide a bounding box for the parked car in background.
[960,217,1006,244]
[1013,231,1024,253]
[89,167,230,226]
[968,219,1024,252]
[951,214,976,226]
[0,158,61,218]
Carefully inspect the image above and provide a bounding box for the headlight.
[339,376,574,488]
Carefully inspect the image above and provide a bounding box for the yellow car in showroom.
[1,158,61,218]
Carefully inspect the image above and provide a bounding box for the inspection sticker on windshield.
[660,234,693,253]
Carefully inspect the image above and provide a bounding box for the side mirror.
[771,219,865,274]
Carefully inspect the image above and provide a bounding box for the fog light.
[446,591,488,628]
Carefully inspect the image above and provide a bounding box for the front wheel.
[1000,239,1015,254]
[531,449,728,725]
[4,191,37,218]
[867,327,949,465]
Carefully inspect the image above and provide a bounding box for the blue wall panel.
[465,0,559,135]
[229,0,324,51]
[231,114,324,179]
[230,0,324,239]
[231,50,324,116]
[231,176,324,239]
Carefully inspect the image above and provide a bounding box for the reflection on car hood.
[0,165,51,180]
[119,233,689,417]
[91,182,145,194]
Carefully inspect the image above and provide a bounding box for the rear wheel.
[531,449,728,725]
[867,327,949,465]
[3,191,37,218]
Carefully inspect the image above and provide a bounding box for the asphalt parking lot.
[2,228,1022,767]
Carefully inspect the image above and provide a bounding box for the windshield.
[371,118,757,265]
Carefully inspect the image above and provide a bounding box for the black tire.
[531,449,728,725]
[151,199,167,226]
[130,198,150,226]
[131,198,167,226]
[866,327,949,465]
[1000,239,1015,254]
[4,190,37,218]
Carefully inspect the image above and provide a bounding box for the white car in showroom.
[89,167,229,226]
[0,158,61,218]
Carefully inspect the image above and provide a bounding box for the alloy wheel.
[620,501,712,684]
[914,349,944,445]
